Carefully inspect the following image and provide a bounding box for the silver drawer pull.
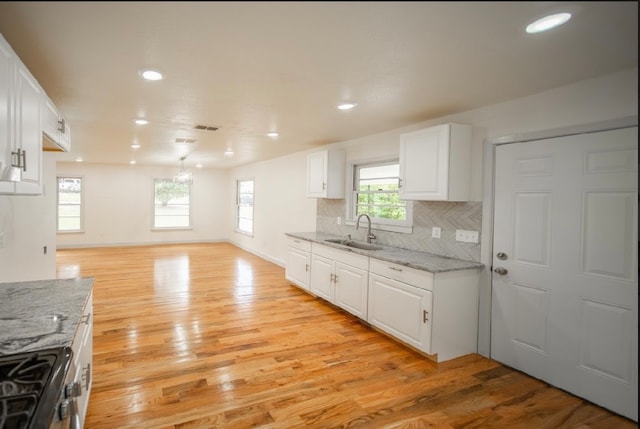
[388,266,403,272]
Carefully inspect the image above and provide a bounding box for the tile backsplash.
[316,199,482,262]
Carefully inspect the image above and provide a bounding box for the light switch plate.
[432,226,441,238]
[456,229,479,243]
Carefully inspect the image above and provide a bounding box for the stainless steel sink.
[324,238,383,251]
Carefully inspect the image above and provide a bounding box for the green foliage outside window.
[354,163,406,222]
[155,181,189,206]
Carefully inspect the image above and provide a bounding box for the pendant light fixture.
[173,156,193,184]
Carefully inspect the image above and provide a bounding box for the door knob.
[496,252,508,260]
[494,267,508,275]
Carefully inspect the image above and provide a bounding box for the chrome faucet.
[356,214,376,243]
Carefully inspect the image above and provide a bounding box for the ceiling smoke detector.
[194,124,219,131]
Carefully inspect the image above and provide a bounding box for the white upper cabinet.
[398,123,472,201]
[0,34,44,195]
[13,59,43,194]
[307,149,345,198]
[0,35,15,193]
[43,94,71,152]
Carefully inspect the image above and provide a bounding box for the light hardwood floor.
[56,243,637,429]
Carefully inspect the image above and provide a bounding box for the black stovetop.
[0,347,71,429]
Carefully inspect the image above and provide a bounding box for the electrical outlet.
[432,226,441,238]
[456,229,479,243]
[337,216,342,225]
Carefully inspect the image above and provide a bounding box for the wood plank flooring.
[55,243,637,429]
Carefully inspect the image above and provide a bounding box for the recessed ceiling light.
[224,148,234,157]
[129,160,136,165]
[526,13,571,34]
[267,132,279,138]
[75,157,83,162]
[196,163,203,168]
[337,102,357,110]
[134,118,149,125]
[131,143,141,149]
[138,69,163,81]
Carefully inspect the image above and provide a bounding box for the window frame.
[56,176,84,233]
[235,178,254,236]
[152,178,192,230]
[346,158,413,234]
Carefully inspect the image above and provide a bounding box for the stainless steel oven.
[0,346,80,429]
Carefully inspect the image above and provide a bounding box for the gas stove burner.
[0,347,71,429]
[0,381,19,396]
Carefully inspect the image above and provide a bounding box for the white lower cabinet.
[309,243,368,320]
[368,259,479,362]
[284,236,480,363]
[368,272,434,354]
[285,237,311,291]
[71,290,93,427]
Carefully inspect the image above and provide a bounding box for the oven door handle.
[69,398,81,429]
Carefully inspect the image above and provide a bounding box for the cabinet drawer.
[369,258,433,290]
[287,237,312,252]
[312,243,369,270]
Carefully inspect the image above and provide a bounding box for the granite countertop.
[0,277,95,355]
[286,232,484,273]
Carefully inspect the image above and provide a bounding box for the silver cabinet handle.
[389,266,403,272]
[83,363,91,390]
[423,310,429,323]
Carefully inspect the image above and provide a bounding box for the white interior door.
[491,126,638,421]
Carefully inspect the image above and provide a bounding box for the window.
[350,160,412,231]
[236,179,254,235]
[57,177,83,232]
[153,179,191,228]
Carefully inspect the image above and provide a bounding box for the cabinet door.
[399,124,450,200]
[285,247,311,290]
[368,273,433,354]
[42,95,60,143]
[310,253,334,302]
[13,61,42,194]
[307,150,328,197]
[398,123,471,201]
[73,292,93,427]
[42,95,71,152]
[334,262,368,319]
[307,149,345,198]
[0,37,15,193]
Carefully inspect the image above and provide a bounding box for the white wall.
[228,150,317,266]
[0,153,57,282]
[55,163,230,247]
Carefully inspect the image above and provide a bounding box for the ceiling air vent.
[194,124,219,131]
[174,138,197,144]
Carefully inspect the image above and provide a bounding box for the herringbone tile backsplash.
[316,199,482,262]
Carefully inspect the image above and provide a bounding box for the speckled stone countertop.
[0,277,94,355]
[286,232,484,273]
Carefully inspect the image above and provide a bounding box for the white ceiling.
[0,2,637,169]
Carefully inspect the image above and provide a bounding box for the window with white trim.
[236,179,254,235]
[349,160,412,231]
[57,177,83,232]
[153,179,191,228]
